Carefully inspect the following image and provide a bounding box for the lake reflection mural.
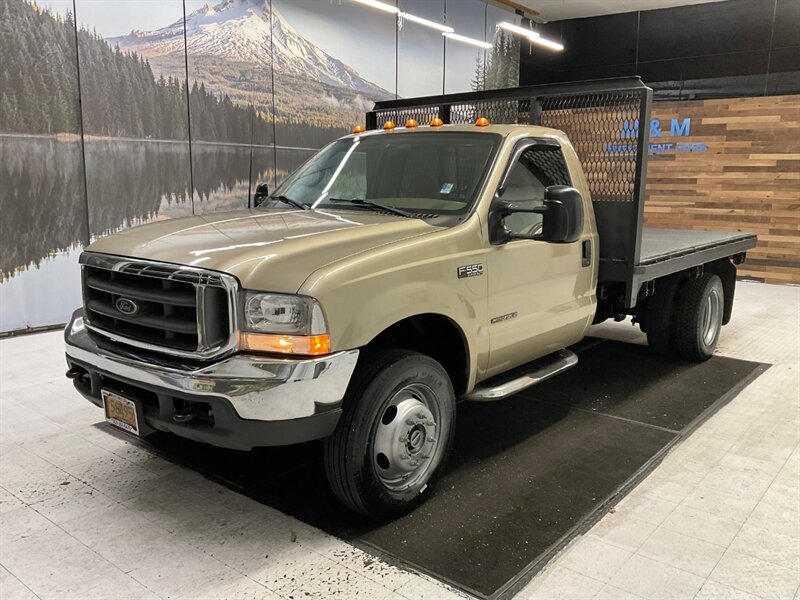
[1,0,519,333]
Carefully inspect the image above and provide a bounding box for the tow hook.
[173,403,207,423]
[65,368,81,380]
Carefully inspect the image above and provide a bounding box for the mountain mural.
[106,0,392,138]
[109,0,388,98]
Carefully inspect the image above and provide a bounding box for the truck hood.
[87,208,441,292]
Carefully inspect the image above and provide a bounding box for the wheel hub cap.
[373,384,441,493]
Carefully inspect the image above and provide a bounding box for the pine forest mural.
[0,0,521,332]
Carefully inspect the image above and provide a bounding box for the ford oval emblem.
[115,297,139,315]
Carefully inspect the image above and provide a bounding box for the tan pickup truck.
[65,79,756,518]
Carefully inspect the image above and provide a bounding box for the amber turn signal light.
[383,120,396,130]
[238,332,331,356]
[404,118,418,128]
[475,117,489,127]
[429,117,443,127]
[353,125,365,134]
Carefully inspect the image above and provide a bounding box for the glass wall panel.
[76,0,194,242]
[0,0,86,331]
[248,0,277,194]
[485,4,520,90]
[184,0,272,213]
[444,0,487,93]
[271,0,396,185]
[398,0,444,98]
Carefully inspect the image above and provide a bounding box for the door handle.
[581,240,591,267]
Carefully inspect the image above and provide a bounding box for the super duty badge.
[457,263,484,278]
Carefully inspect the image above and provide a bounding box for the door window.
[501,144,571,236]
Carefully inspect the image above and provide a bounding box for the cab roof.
[348,123,565,140]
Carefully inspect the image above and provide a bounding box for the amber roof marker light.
[353,125,365,134]
[429,117,444,127]
[405,118,419,128]
[475,117,489,127]
[383,120,396,130]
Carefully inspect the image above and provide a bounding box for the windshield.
[265,132,500,216]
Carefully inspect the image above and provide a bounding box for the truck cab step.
[465,349,578,402]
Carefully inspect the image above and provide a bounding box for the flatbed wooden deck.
[635,228,757,280]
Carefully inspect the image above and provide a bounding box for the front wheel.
[324,350,456,519]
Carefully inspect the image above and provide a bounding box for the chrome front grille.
[80,253,238,358]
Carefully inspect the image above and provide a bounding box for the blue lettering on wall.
[621,119,639,140]
[670,118,691,137]
[676,142,708,153]
[607,116,706,155]
[650,119,662,137]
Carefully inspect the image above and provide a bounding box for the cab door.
[485,140,593,378]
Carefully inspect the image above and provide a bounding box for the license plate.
[102,390,140,436]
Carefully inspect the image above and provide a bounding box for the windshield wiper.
[270,195,309,210]
[326,198,416,219]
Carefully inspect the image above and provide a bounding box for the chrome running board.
[465,349,578,402]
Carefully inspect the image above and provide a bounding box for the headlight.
[239,292,330,355]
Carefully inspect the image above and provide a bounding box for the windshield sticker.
[440,182,454,194]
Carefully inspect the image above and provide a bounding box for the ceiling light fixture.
[442,32,493,49]
[400,12,454,33]
[530,36,565,51]
[350,0,399,15]
[498,21,564,51]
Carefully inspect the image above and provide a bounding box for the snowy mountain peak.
[107,0,388,97]
[188,4,217,18]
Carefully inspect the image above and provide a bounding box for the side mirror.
[252,183,269,208]
[490,185,584,244]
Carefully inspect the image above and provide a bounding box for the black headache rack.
[368,77,653,308]
[368,77,652,306]
[367,77,758,308]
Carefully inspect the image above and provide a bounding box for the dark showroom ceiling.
[502,0,730,21]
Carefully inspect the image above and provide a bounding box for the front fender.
[299,217,489,388]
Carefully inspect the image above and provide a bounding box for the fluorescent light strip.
[350,0,398,14]
[498,21,564,51]
[349,2,540,51]
[442,32,493,49]
[498,21,539,39]
[531,36,564,51]
[400,12,454,33]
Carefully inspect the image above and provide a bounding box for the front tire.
[324,350,456,519]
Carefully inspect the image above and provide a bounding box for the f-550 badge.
[457,263,484,279]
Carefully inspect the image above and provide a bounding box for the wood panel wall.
[644,94,800,284]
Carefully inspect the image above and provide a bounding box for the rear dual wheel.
[674,273,724,360]
[324,350,456,520]
[646,273,723,361]
[645,275,680,356]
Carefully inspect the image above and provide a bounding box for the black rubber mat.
[114,339,765,599]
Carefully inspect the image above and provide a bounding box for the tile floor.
[521,281,800,600]
[0,281,798,600]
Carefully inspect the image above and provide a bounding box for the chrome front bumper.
[64,309,358,426]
